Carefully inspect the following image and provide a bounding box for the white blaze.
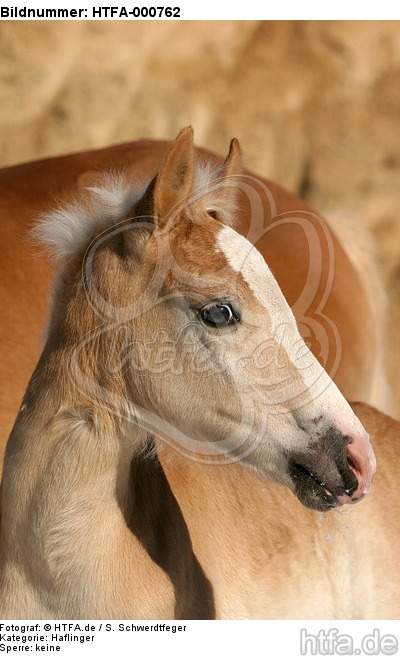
[216,225,297,331]
[215,224,367,438]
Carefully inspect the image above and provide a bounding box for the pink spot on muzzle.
[338,431,376,505]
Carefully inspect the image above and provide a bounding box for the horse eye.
[199,303,240,328]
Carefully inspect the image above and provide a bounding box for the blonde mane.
[32,161,238,261]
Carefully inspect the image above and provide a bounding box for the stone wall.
[1,20,399,412]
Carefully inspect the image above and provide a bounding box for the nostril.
[345,441,369,498]
[343,457,359,496]
[347,454,358,477]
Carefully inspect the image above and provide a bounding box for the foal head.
[36,127,376,512]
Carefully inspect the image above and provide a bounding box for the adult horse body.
[161,400,399,619]
[0,129,397,619]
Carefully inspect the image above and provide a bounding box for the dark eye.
[199,303,240,328]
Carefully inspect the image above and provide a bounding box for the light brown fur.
[0,129,395,619]
[161,401,400,619]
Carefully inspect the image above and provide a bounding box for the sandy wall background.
[1,20,399,414]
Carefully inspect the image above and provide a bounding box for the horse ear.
[217,138,242,193]
[153,126,195,227]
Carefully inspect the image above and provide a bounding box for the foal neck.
[0,355,215,618]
